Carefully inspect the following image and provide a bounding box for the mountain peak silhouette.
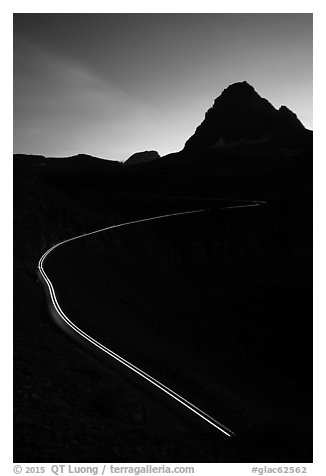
[184,81,309,152]
[277,104,304,124]
[220,80,258,97]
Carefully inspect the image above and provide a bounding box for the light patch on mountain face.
[211,134,270,149]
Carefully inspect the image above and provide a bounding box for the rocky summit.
[183,81,310,152]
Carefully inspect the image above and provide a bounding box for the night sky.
[13,13,312,160]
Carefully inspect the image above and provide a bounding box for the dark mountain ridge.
[14,153,122,185]
[183,81,311,153]
[124,150,160,166]
[14,81,312,203]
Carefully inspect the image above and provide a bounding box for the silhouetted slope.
[14,153,121,172]
[125,150,160,166]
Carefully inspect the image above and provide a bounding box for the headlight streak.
[37,206,261,437]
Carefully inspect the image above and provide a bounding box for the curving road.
[38,203,263,438]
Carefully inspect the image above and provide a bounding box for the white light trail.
[38,207,257,437]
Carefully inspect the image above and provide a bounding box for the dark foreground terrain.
[14,154,312,462]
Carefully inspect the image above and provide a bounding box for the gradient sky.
[13,13,312,160]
